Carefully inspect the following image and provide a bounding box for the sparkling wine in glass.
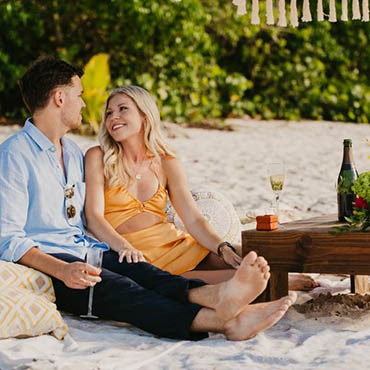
[268,162,285,222]
[80,247,103,319]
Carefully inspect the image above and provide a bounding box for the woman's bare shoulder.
[85,146,103,160]
[160,154,178,167]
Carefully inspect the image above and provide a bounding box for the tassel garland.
[251,0,260,24]
[352,0,361,19]
[329,0,337,21]
[302,0,312,21]
[317,0,324,21]
[232,0,247,15]
[341,0,349,20]
[278,0,287,26]
[363,0,369,21]
[266,0,275,24]
[231,0,369,25]
[290,0,299,26]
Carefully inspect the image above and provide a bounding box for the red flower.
[354,196,368,209]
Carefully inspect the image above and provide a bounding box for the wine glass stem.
[275,193,280,220]
[87,286,94,316]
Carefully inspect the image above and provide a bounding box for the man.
[0,57,295,340]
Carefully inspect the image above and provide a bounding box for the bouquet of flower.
[335,171,370,232]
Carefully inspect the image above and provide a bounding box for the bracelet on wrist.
[217,241,236,259]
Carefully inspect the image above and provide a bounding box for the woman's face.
[104,93,145,142]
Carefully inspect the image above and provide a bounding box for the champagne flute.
[267,162,285,223]
[80,247,103,319]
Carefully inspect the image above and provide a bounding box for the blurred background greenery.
[0,0,369,134]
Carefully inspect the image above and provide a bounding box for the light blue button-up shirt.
[0,119,108,262]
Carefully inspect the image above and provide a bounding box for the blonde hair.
[98,86,176,188]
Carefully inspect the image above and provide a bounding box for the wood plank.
[268,272,288,301]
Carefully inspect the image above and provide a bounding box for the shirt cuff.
[0,237,38,262]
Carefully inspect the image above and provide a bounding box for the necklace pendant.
[135,174,142,180]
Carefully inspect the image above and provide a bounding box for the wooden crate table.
[242,214,370,301]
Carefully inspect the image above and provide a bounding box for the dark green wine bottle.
[337,139,358,222]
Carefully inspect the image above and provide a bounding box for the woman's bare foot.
[215,251,270,320]
[289,273,319,291]
[224,292,297,341]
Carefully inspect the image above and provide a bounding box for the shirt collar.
[23,118,73,153]
[23,118,56,151]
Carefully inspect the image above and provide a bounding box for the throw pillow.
[0,261,68,339]
[0,260,55,301]
[166,189,241,244]
[0,285,67,339]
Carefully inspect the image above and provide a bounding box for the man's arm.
[19,247,101,289]
[0,150,39,261]
[0,150,100,289]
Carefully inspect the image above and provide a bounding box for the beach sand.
[0,120,370,370]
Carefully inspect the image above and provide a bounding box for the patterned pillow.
[0,260,55,301]
[0,261,68,340]
[0,285,68,339]
[166,189,241,244]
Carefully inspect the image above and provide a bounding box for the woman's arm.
[84,146,145,263]
[163,157,241,264]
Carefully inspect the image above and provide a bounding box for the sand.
[1,119,370,370]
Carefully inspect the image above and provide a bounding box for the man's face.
[61,75,86,130]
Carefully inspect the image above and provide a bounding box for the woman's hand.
[118,244,146,263]
[219,244,242,269]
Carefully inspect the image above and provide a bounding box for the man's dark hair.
[19,56,83,114]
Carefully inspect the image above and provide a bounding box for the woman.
[84,86,241,284]
[84,86,317,288]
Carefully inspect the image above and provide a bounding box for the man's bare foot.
[215,251,270,320]
[224,292,297,341]
[289,274,319,291]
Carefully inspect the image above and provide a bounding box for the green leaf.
[82,53,110,91]
[81,53,111,134]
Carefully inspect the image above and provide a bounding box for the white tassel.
[317,0,324,21]
[278,0,287,26]
[352,0,361,19]
[302,0,312,21]
[290,0,299,26]
[232,0,247,15]
[362,0,369,20]
[266,0,275,24]
[329,0,337,21]
[341,0,349,20]
[237,2,247,15]
[251,0,260,24]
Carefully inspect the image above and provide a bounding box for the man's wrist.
[55,260,69,281]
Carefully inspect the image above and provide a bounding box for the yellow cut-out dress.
[104,183,209,274]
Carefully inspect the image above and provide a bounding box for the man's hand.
[60,262,102,289]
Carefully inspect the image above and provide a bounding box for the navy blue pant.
[50,250,208,340]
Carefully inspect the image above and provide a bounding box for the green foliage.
[0,0,369,129]
[352,172,370,203]
[332,172,370,233]
[81,53,110,134]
